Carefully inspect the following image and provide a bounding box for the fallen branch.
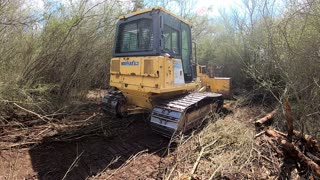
[281,140,320,176]
[254,130,265,139]
[92,156,121,179]
[13,103,50,123]
[106,149,147,179]
[62,151,84,180]
[255,110,277,127]
[209,164,222,180]
[191,139,219,175]
[191,146,205,175]
[165,164,177,180]
[1,141,38,150]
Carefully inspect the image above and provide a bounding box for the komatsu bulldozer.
[102,7,231,137]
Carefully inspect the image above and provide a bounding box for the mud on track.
[0,103,171,179]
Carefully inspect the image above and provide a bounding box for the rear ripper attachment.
[150,92,224,137]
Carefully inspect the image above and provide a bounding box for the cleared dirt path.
[0,103,171,180]
[1,100,268,179]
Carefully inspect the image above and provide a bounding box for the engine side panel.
[109,56,199,109]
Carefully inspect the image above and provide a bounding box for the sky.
[25,0,244,17]
[195,0,243,16]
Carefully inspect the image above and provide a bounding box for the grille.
[116,19,153,53]
[144,59,153,74]
[111,60,120,72]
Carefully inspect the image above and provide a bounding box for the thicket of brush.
[0,0,319,137]
[160,0,320,137]
[0,0,127,114]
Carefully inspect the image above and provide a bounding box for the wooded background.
[0,0,319,137]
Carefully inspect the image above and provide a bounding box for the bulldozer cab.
[113,7,195,83]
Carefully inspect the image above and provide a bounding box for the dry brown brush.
[0,0,130,120]
[164,106,267,179]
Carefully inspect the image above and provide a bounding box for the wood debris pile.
[255,100,320,179]
[0,103,127,150]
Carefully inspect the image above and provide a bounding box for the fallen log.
[281,140,320,176]
[265,129,282,140]
[265,128,320,176]
[267,128,320,153]
[255,110,277,127]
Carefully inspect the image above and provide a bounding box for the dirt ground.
[0,102,172,179]
[0,96,275,180]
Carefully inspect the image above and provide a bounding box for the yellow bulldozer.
[102,7,231,137]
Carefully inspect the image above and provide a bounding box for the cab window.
[163,25,179,55]
[116,19,153,53]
